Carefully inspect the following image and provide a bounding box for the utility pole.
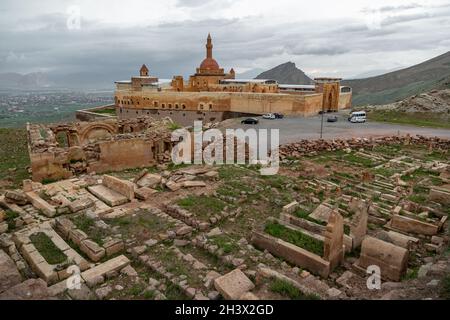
[320,104,325,139]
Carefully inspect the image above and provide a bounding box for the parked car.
[327,116,338,123]
[348,111,367,123]
[241,118,259,124]
[262,113,276,120]
[274,113,284,119]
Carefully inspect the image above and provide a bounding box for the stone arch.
[79,123,116,145]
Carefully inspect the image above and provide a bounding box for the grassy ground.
[0,128,30,189]
[264,221,324,256]
[367,110,450,129]
[91,108,116,115]
[269,278,320,300]
[30,232,67,265]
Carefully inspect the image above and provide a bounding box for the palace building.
[114,34,352,126]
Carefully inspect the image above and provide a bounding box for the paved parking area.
[219,112,450,144]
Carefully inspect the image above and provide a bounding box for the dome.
[200,57,220,70]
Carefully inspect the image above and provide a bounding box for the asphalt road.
[218,112,450,144]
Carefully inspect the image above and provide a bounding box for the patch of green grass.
[168,122,182,131]
[264,221,324,256]
[165,282,188,300]
[178,195,226,219]
[210,235,239,254]
[402,267,419,281]
[92,108,116,115]
[127,283,146,296]
[4,210,19,230]
[343,153,374,167]
[441,275,450,299]
[71,215,109,246]
[143,290,155,300]
[0,128,30,189]
[269,278,320,300]
[368,110,450,129]
[372,167,396,177]
[293,208,326,226]
[30,232,67,265]
[42,178,57,185]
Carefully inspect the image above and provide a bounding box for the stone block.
[69,197,95,213]
[103,238,124,256]
[102,175,135,200]
[214,269,255,300]
[182,181,206,188]
[135,187,158,200]
[137,173,162,188]
[25,191,56,217]
[88,185,128,207]
[80,239,106,262]
[69,229,88,246]
[282,201,299,214]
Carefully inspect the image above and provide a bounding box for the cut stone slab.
[81,255,130,288]
[182,181,206,188]
[69,197,95,213]
[135,187,158,200]
[214,269,255,300]
[25,191,56,217]
[309,204,332,223]
[88,185,128,207]
[282,201,299,214]
[80,239,106,262]
[102,175,135,200]
[0,249,22,292]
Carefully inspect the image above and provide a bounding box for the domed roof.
[200,57,220,70]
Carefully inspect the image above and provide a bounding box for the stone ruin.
[27,117,175,182]
[0,132,449,300]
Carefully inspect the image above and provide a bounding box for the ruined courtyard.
[0,127,449,300]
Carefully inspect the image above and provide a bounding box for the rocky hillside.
[255,62,313,85]
[343,51,450,106]
[366,89,450,113]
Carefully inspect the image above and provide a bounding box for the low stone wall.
[251,231,330,278]
[280,135,450,160]
[55,217,124,262]
[75,104,116,122]
[388,214,440,236]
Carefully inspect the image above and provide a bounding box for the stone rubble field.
[0,135,449,300]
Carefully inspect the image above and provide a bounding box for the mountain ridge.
[255,62,313,85]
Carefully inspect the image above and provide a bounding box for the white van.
[348,111,367,123]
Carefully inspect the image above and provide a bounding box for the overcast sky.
[1,0,450,83]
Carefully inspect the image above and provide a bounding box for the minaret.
[206,33,213,59]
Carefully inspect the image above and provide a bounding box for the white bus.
[348,111,367,123]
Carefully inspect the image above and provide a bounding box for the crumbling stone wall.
[27,117,174,182]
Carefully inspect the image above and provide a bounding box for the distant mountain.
[343,51,450,106]
[0,72,52,89]
[255,62,313,84]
